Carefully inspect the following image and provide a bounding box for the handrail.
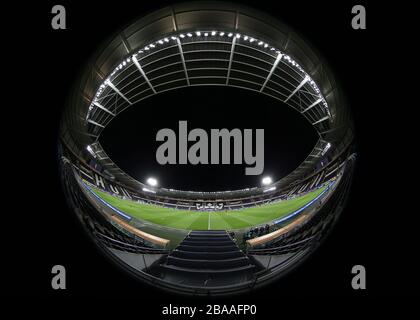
[248,235,317,254]
[246,215,308,248]
[95,232,168,253]
[109,214,170,248]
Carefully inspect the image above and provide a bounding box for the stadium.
[59,2,355,295]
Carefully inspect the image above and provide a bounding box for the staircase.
[157,230,257,288]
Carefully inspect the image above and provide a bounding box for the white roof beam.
[260,53,283,91]
[312,115,330,125]
[176,38,190,85]
[132,55,157,94]
[226,36,237,85]
[284,76,309,103]
[93,101,115,116]
[302,98,323,113]
[87,119,105,128]
[106,80,132,105]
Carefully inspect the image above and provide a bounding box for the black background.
[2,0,416,309]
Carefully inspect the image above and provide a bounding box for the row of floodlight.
[140,175,274,192]
[86,29,329,119]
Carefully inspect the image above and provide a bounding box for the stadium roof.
[61,2,354,196]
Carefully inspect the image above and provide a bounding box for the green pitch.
[89,185,326,230]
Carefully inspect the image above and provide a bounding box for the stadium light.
[147,177,158,187]
[86,145,96,158]
[263,186,276,193]
[142,187,156,194]
[262,176,272,185]
[321,142,332,156]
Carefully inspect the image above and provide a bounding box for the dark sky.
[100,85,318,191]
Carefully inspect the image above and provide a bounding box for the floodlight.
[262,176,272,185]
[86,145,97,158]
[147,177,158,186]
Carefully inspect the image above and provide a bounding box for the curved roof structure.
[61,2,353,196]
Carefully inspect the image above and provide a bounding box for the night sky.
[100,85,318,191]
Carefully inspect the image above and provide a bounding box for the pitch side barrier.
[77,171,171,248]
[246,215,308,248]
[61,160,170,251]
[247,156,354,251]
[245,181,333,248]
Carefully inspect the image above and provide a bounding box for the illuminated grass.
[90,185,326,230]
